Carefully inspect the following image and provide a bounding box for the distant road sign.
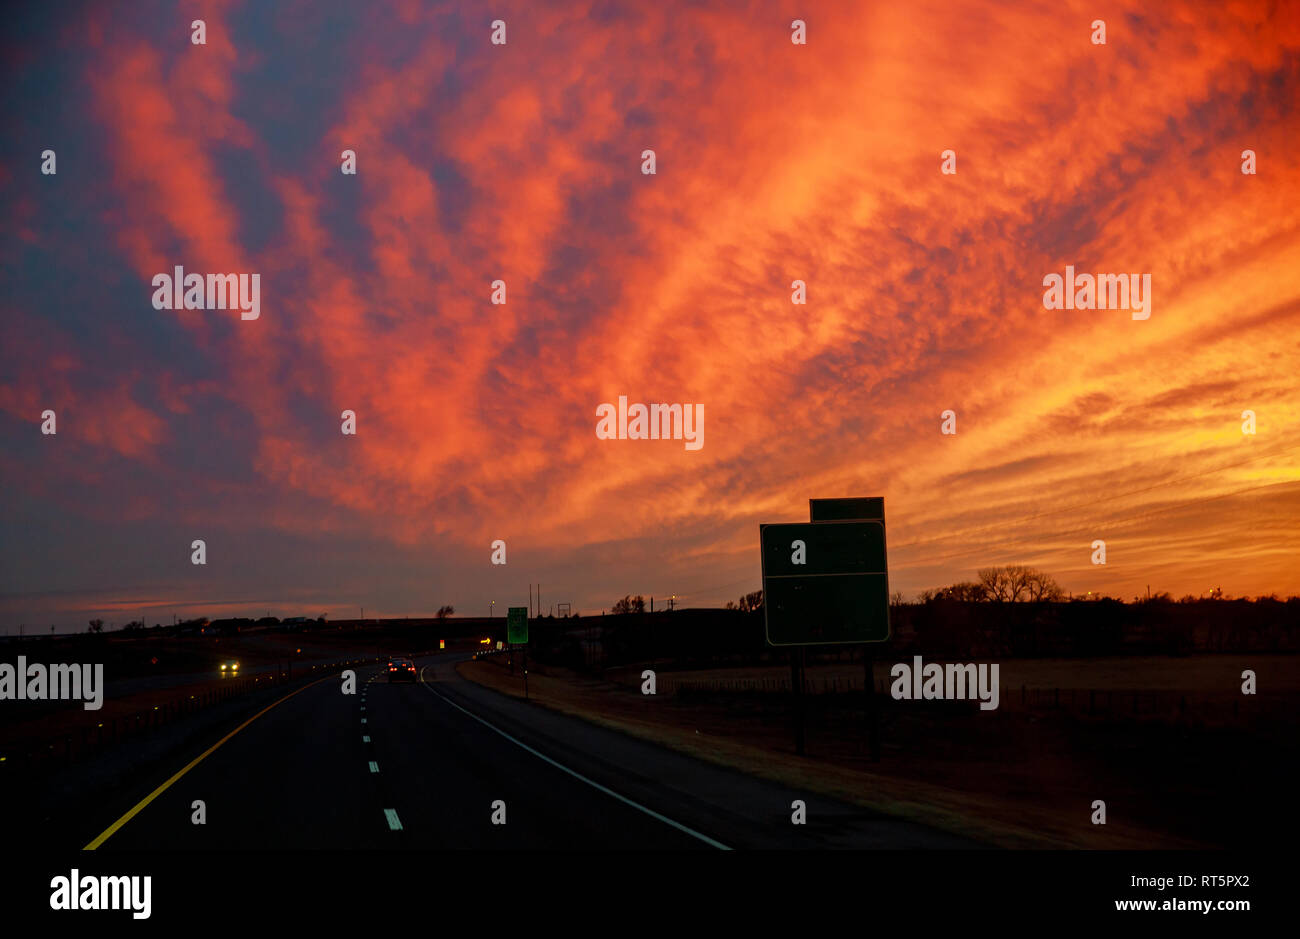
[760,521,889,645]
[507,607,529,645]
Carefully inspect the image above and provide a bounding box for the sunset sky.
[2,0,1298,631]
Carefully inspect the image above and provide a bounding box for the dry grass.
[605,653,1299,692]
[460,657,1212,849]
[0,673,287,752]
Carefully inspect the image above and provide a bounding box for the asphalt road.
[88,654,979,849]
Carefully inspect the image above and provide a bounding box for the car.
[219,660,240,677]
[388,657,417,682]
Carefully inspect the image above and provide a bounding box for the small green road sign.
[809,497,884,522]
[760,521,889,646]
[507,607,528,645]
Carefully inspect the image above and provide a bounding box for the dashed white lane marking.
[384,809,403,831]
[361,718,367,724]
[362,735,371,743]
[417,664,730,851]
[369,761,380,773]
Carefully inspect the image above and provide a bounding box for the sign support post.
[865,650,879,761]
[507,607,529,699]
[790,647,805,755]
[760,497,891,760]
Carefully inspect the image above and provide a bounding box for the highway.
[82,654,978,850]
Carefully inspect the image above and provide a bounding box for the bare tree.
[611,595,646,614]
[435,605,454,619]
[939,582,989,602]
[977,567,1012,601]
[977,565,1062,602]
[1021,568,1064,602]
[738,590,764,612]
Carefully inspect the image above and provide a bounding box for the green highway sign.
[507,607,529,645]
[809,497,884,522]
[760,520,890,646]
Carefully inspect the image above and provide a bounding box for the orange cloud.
[5,0,1295,622]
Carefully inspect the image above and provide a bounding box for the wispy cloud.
[2,0,1297,626]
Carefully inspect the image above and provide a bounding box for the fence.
[659,675,1271,725]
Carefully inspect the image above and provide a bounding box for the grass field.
[605,654,1299,693]
[462,653,1296,849]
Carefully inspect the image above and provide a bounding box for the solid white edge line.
[384,808,403,831]
[419,664,731,851]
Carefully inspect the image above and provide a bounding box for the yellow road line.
[84,675,333,850]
